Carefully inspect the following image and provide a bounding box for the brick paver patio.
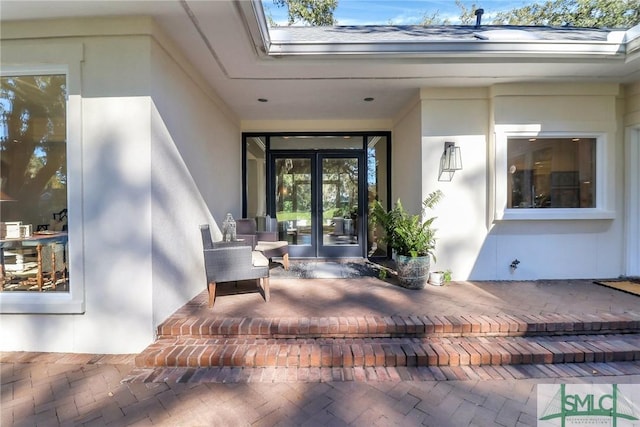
[2,272,640,426]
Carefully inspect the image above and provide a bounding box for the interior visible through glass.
[275,157,312,245]
[507,137,596,209]
[271,135,363,150]
[245,136,266,218]
[367,136,388,257]
[1,74,69,292]
[322,157,358,246]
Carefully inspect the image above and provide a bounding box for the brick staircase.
[136,313,640,371]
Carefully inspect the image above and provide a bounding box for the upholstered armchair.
[236,217,289,270]
[199,224,270,308]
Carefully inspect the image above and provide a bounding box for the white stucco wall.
[391,99,423,214]
[1,34,157,353]
[0,19,239,353]
[149,36,239,331]
[420,88,490,280]
[412,85,626,281]
[624,83,640,277]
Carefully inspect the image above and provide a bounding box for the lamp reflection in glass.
[0,190,16,201]
[438,141,462,181]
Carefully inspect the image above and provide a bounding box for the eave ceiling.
[1,0,639,121]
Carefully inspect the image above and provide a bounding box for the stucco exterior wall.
[419,88,490,279]
[624,83,640,277]
[241,120,392,133]
[0,33,156,353]
[0,19,238,353]
[414,84,625,281]
[391,100,423,214]
[149,36,239,332]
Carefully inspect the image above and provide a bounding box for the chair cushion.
[255,240,288,259]
[251,251,269,267]
[255,241,287,251]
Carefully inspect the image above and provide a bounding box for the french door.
[270,151,365,258]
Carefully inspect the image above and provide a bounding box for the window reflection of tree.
[1,75,67,225]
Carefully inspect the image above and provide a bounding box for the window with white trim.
[1,44,84,313]
[507,137,596,209]
[494,129,613,221]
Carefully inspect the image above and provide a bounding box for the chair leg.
[260,277,270,302]
[208,281,217,308]
[283,253,289,270]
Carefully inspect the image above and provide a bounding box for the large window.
[1,74,68,293]
[507,137,596,209]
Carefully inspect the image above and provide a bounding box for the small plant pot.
[428,271,445,286]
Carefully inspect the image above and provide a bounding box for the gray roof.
[269,25,616,43]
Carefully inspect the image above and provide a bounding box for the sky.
[263,0,539,25]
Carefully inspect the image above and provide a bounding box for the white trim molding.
[493,127,615,222]
[0,43,85,314]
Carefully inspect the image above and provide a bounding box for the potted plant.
[371,190,443,289]
[428,269,452,286]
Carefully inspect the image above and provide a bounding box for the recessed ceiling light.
[258,98,268,103]
[363,97,374,102]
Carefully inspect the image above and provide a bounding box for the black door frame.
[242,131,392,260]
[268,150,366,258]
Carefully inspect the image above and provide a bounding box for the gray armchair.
[200,224,270,308]
[236,217,289,270]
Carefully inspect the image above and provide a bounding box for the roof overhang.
[239,0,637,61]
[2,0,640,121]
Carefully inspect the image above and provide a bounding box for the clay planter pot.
[395,255,430,289]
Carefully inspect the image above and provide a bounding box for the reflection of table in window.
[0,232,68,291]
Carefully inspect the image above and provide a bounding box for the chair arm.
[203,245,267,283]
[256,231,278,242]
[235,234,257,249]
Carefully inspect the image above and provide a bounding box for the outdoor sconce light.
[438,141,462,181]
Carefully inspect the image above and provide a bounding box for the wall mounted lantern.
[438,141,462,181]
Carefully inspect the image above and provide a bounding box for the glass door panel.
[274,156,314,257]
[318,155,363,258]
[272,152,365,258]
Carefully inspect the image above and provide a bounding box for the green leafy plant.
[371,190,444,259]
[443,270,452,282]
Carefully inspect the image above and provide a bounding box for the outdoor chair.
[200,224,270,308]
[236,217,289,270]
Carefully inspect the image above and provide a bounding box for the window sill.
[499,209,616,221]
[0,293,85,314]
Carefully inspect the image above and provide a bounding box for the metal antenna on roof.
[474,9,484,28]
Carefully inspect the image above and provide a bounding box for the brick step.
[125,361,640,384]
[135,333,640,368]
[157,312,640,339]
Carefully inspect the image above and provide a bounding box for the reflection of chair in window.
[37,208,68,232]
[41,242,68,290]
